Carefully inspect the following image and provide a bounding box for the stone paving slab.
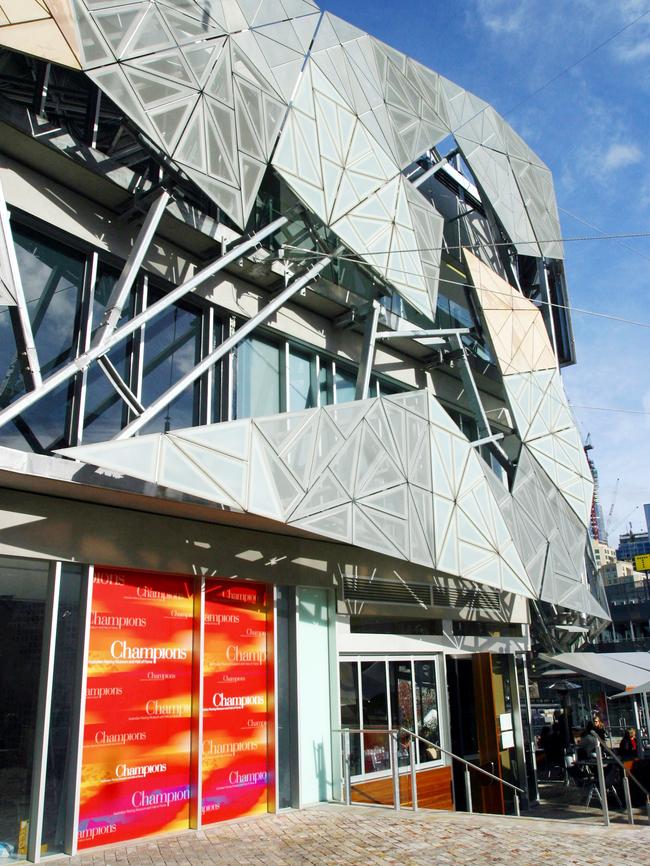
[60,805,650,866]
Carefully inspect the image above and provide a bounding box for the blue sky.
[323,0,650,541]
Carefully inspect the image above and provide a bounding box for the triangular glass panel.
[325,400,370,438]
[255,409,313,454]
[93,6,144,57]
[309,411,343,483]
[57,434,162,482]
[183,39,227,89]
[134,48,195,88]
[248,430,282,520]
[158,438,237,506]
[172,418,251,460]
[124,67,195,110]
[290,469,350,520]
[204,43,233,106]
[356,447,404,499]
[409,488,435,566]
[159,6,223,44]
[240,153,267,220]
[89,65,164,149]
[328,424,362,497]
[149,95,198,151]
[352,505,402,560]
[170,436,247,508]
[205,97,239,184]
[122,6,174,60]
[173,102,207,173]
[290,502,353,544]
[358,504,409,559]
[258,439,304,516]
[282,414,319,490]
[358,484,408,519]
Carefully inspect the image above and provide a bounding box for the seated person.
[619,728,637,759]
[577,722,600,760]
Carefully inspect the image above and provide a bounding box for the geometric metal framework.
[0,2,563,321]
[0,1,607,629]
[60,389,534,599]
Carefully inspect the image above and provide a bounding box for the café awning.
[539,652,650,692]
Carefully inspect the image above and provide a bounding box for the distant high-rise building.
[617,504,650,561]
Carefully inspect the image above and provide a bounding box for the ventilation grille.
[431,586,502,612]
[342,576,430,606]
[342,576,502,612]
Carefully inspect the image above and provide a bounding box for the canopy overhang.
[540,652,650,692]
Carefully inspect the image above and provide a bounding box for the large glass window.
[236,335,281,419]
[339,656,443,779]
[288,349,316,412]
[333,365,356,404]
[140,291,202,433]
[0,559,50,859]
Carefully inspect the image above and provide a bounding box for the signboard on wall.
[202,581,270,822]
[78,567,194,850]
[634,554,650,572]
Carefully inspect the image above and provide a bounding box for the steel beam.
[412,157,448,189]
[375,328,471,340]
[470,432,504,449]
[0,181,42,388]
[116,252,336,438]
[0,216,288,430]
[355,300,380,400]
[92,188,171,348]
[97,356,145,416]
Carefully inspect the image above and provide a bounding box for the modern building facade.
[616,505,650,562]
[0,2,608,861]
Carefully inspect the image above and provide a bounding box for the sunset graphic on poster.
[202,581,271,823]
[78,567,194,850]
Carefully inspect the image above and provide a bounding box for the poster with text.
[78,566,194,850]
[202,581,270,822]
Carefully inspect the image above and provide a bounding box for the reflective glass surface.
[0,558,49,860]
[339,662,361,776]
[288,349,315,412]
[360,661,390,773]
[42,566,84,855]
[415,660,439,763]
[334,367,355,404]
[389,661,414,767]
[140,293,201,433]
[236,336,281,419]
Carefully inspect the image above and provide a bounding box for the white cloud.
[471,0,531,34]
[602,142,643,170]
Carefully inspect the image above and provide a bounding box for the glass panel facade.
[42,565,84,856]
[288,349,315,412]
[339,662,361,776]
[339,656,443,779]
[0,558,49,860]
[389,661,414,767]
[236,336,281,419]
[334,366,356,404]
[360,661,390,773]
[415,660,440,764]
[140,293,201,433]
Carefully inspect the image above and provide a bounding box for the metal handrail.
[335,726,525,818]
[400,728,525,796]
[598,738,650,799]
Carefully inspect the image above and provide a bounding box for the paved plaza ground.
[61,804,650,866]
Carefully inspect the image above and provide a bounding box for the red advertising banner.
[78,567,194,850]
[202,581,271,823]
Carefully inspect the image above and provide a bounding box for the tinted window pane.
[339,662,361,776]
[0,558,49,858]
[361,661,389,773]
[318,362,331,406]
[42,565,84,855]
[415,660,439,763]
[334,366,355,404]
[289,349,314,412]
[140,295,201,433]
[236,336,281,419]
[389,661,414,767]
[13,225,84,374]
